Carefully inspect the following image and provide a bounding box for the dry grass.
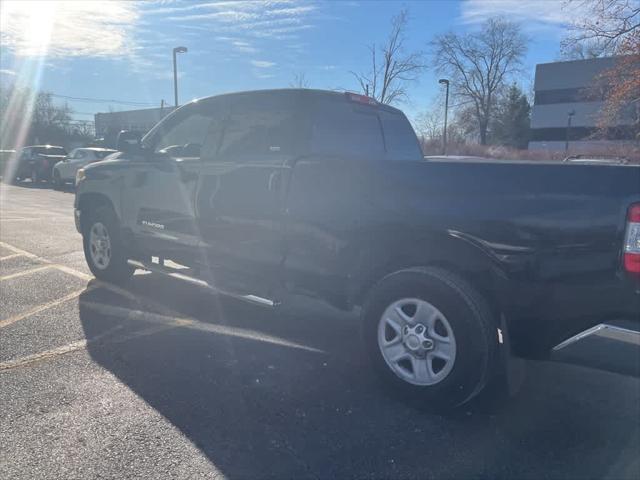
[420,140,640,163]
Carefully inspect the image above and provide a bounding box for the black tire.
[30,169,39,185]
[362,267,498,411]
[82,206,134,284]
[52,171,62,190]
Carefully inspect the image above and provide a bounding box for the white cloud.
[0,69,16,76]
[163,0,317,39]
[251,60,276,68]
[232,40,259,53]
[459,0,574,30]
[0,1,141,57]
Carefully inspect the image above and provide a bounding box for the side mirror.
[116,130,142,154]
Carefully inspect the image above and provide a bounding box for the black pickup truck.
[74,89,640,408]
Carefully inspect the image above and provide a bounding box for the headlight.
[75,168,86,185]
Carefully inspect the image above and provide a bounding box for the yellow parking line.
[0,241,186,328]
[0,339,89,371]
[0,286,94,329]
[0,324,173,372]
[0,241,39,259]
[81,300,324,353]
[0,253,25,261]
[53,264,92,281]
[0,265,53,282]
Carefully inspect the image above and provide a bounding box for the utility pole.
[438,78,450,156]
[172,46,188,107]
[565,109,575,154]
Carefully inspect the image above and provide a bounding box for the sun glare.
[2,1,55,56]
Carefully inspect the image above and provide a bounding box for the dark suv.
[14,145,68,184]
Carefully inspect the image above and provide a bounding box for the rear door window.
[378,110,423,161]
[310,99,385,159]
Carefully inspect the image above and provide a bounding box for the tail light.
[345,92,378,105]
[623,204,640,274]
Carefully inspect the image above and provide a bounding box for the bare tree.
[289,72,309,89]
[561,0,639,56]
[562,1,639,139]
[352,10,424,105]
[415,109,443,142]
[431,18,527,145]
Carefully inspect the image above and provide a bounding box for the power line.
[50,93,157,107]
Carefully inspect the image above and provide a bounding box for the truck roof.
[190,88,403,114]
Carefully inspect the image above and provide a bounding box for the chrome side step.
[127,259,278,308]
[553,324,640,351]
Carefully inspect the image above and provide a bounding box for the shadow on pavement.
[78,274,640,479]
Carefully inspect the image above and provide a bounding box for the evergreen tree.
[491,84,531,149]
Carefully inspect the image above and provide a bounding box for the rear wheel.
[362,267,498,410]
[82,206,134,283]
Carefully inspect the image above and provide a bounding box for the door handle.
[268,170,281,192]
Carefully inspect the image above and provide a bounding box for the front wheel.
[52,170,62,190]
[82,207,134,284]
[362,267,498,410]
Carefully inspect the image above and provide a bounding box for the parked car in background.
[52,147,117,189]
[0,149,16,179]
[14,145,68,184]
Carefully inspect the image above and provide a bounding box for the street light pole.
[438,78,450,155]
[172,46,188,107]
[565,109,575,154]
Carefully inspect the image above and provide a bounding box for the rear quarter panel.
[285,158,640,353]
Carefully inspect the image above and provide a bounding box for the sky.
[0,0,581,124]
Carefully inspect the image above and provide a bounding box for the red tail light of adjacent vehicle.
[623,204,640,274]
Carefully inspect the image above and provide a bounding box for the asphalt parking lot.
[1,182,639,480]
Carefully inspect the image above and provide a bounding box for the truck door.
[196,91,302,298]
[122,102,224,261]
[283,95,387,307]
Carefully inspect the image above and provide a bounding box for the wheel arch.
[76,192,118,232]
[349,234,509,325]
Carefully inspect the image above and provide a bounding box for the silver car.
[52,147,116,188]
